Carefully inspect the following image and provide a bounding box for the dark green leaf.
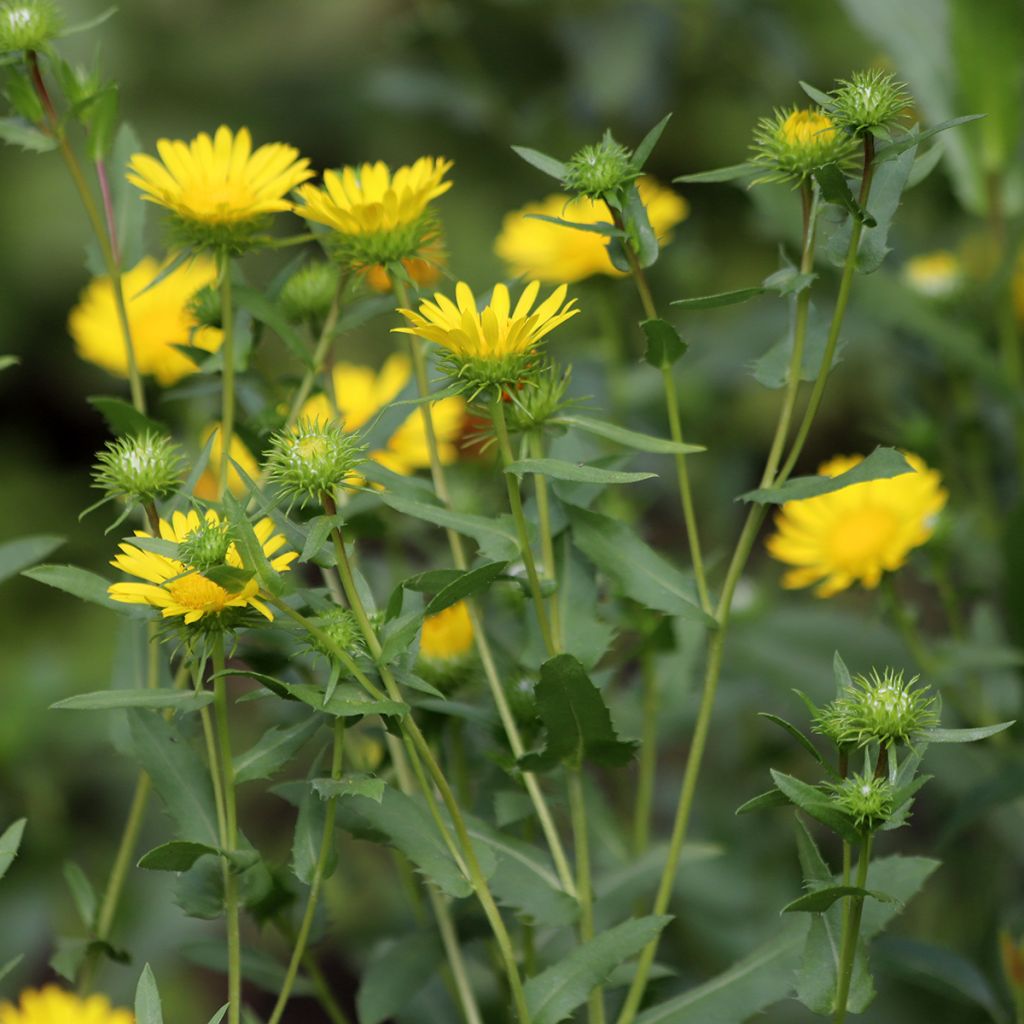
[919,721,1014,743]
[52,689,213,712]
[757,713,833,774]
[283,682,409,720]
[381,493,521,561]
[234,716,322,784]
[740,447,912,503]
[84,85,118,161]
[87,395,168,437]
[505,458,655,485]
[425,560,508,614]
[357,932,445,1024]
[312,774,386,803]
[555,414,703,454]
[641,318,687,368]
[670,287,767,309]
[814,165,877,226]
[0,819,26,881]
[180,941,314,996]
[875,115,985,162]
[63,861,96,928]
[234,284,314,371]
[22,563,142,614]
[673,162,757,184]
[769,771,860,843]
[525,213,622,237]
[202,564,255,590]
[0,535,64,585]
[782,884,897,914]
[633,113,672,169]
[292,780,332,885]
[736,789,790,815]
[512,145,568,181]
[139,841,221,872]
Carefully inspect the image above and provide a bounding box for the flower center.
[781,110,835,147]
[827,505,897,569]
[167,572,233,611]
[180,183,255,221]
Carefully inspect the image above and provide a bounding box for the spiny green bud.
[0,0,62,52]
[263,417,367,507]
[750,106,858,186]
[177,516,235,572]
[92,432,184,506]
[827,772,894,832]
[506,363,573,433]
[280,261,338,325]
[307,607,363,659]
[814,667,939,749]
[830,69,910,137]
[562,131,638,199]
[188,284,221,329]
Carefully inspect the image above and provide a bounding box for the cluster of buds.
[263,417,367,508]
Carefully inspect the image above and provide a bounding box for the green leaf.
[670,287,767,310]
[782,884,897,914]
[221,490,285,596]
[735,789,790,815]
[312,774,386,803]
[108,122,146,267]
[794,815,831,885]
[757,713,833,774]
[0,355,19,372]
[282,681,408,720]
[357,932,445,1024]
[202,564,255,591]
[740,447,912,504]
[769,771,860,843]
[22,563,139,613]
[84,84,118,161]
[234,716,322,784]
[525,213,622,237]
[204,1007,229,1024]
[512,145,568,180]
[135,964,163,1024]
[569,507,714,624]
[87,395,168,437]
[524,915,671,1024]
[63,861,97,928]
[298,513,345,566]
[59,5,118,36]
[613,181,660,268]
[814,165,877,226]
[0,535,64,585]
[0,819,26,881]
[425,560,508,614]
[292,778,334,885]
[875,115,986,162]
[234,284,315,371]
[138,841,221,872]
[520,654,637,771]
[557,540,616,669]
[641,318,687,368]
[51,689,214,712]
[834,651,853,695]
[0,116,57,152]
[673,162,757,184]
[381,493,521,561]
[919,721,1014,743]
[505,458,656,485]
[0,955,23,985]
[633,113,672,169]
[798,80,835,109]
[555,414,703,454]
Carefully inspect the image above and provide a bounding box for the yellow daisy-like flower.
[127,126,312,244]
[393,280,579,361]
[765,452,948,598]
[68,256,222,386]
[109,508,297,624]
[300,353,465,475]
[0,986,133,1024]
[421,600,474,661]
[903,250,962,299]
[194,423,261,500]
[495,177,688,283]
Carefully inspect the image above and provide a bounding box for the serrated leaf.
[524,915,671,1024]
[424,560,507,614]
[0,819,26,881]
[357,932,445,1024]
[312,774,386,803]
[670,286,767,310]
[740,446,911,503]
[782,884,897,914]
[291,780,332,886]
[919,721,1014,743]
[135,964,163,1024]
[641,318,687,368]
[52,689,213,712]
[505,458,655,485]
[0,535,65,585]
[673,162,757,184]
[234,716,321,785]
[512,145,568,180]
[555,414,702,454]
[138,840,221,872]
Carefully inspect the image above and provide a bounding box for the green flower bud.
[177,516,235,572]
[0,0,61,52]
[92,432,184,506]
[280,261,338,325]
[562,131,639,199]
[187,284,221,329]
[751,106,858,186]
[306,607,363,660]
[830,69,910,137]
[263,417,367,508]
[505,363,574,433]
[827,772,895,832]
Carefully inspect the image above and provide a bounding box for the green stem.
[529,431,562,649]
[212,634,242,1024]
[267,719,345,1024]
[218,255,236,500]
[833,835,873,1024]
[301,954,353,1024]
[569,770,605,1024]
[491,397,556,657]
[632,652,659,856]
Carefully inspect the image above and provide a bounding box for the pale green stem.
[491,397,556,657]
[218,256,236,501]
[569,769,605,1024]
[267,719,345,1024]
[529,431,562,649]
[632,652,659,856]
[833,835,872,1024]
[212,635,242,1024]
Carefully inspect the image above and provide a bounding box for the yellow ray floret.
[295,157,453,235]
[0,986,133,1024]
[127,125,313,225]
[421,600,475,661]
[108,508,297,624]
[765,452,948,598]
[394,280,579,360]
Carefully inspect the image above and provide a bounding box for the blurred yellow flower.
[495,176,687,283]
[903,250,962,299]
[394,280,578,360]
[300,353,465,475]
[421,600,474,660]
[765,452,947,598]
[363,246,445,294]
[109,508,296,624]
[0,986,133,1024]
[127,125,312,226]
[68,256,221,386]
[194,423,261,500]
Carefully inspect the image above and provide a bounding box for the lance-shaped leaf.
[641,318,687,369]
[138,841,221,872]
[782,884,898,914]
[0,819,26,881]
[88,395,169,437]
[505,458,655,485]
[51,689,214,713]
[874,114,985,162]
[554,414,703,455]
[233,716,322,785]
[633,113,672,169]
[0,535,65,586]
[673,162,757,184]
[357,932,445,1024]
[919,721,1014,743]
[22,564,145,615]
[520,654,637,771]
[135,965,163,1024]
[512,145,568,180]
[670,287,767,310]
[770,771,860,843]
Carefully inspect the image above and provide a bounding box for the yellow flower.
[363,247,445,294]
[126,126,312,240]
[0,986,133,1024]
[194,423,261,500]
[300,353,465,475]
[751,106,857,186]
[421,600,474,660]
[393,280,579,361]
[903,250,962,299]
[780,109,836,148]
[109,508,297,625]
[495,177,687,284]
[765,452,948,598]
[68,256,222,386]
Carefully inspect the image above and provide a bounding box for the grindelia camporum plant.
[2,4,1018,1024]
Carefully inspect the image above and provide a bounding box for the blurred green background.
[2,0,1023,1021]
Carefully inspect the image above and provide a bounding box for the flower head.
[765,452,947,597]
[109,509,295,627]
[496,177,687,284]
[903,250,962,299]
[280,261,339,325]
[294,157,452,269]
[127,126,312,251]
[562,131,638,199]
[69,256,222,386]
[751,106,857,186]
[394,280,579,393]
[827,772,895,832]
[830,69,910,137]
[421,601,474,662]
[0,1,61,52]
[0,986,132,1024]
[92,432,184,507]
[264,418,367,507]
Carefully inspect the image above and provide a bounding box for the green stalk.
[569,770,605,1024]
[833,835,873,1024]
[491,396,556,657]
[632,652,659,856]
[218,254,236,500]
[267,719,345,1024]
[301,954,353,1024]
[212,634,242,1024]
[530,431,562,648]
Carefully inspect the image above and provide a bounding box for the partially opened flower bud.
[92,432,183,507]
[751,106,857,186]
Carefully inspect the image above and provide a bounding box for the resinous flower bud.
[177,515,235,572]
[827,772,895,832]
[751,106,857,186]
[280,261,338,325]
[0,1,61,52]
[92,432,184,506]
[263,418,367,507]
[830,70,910,137]
[562,131,639,199]
[306,607,363,660]
[505,363,573,433]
